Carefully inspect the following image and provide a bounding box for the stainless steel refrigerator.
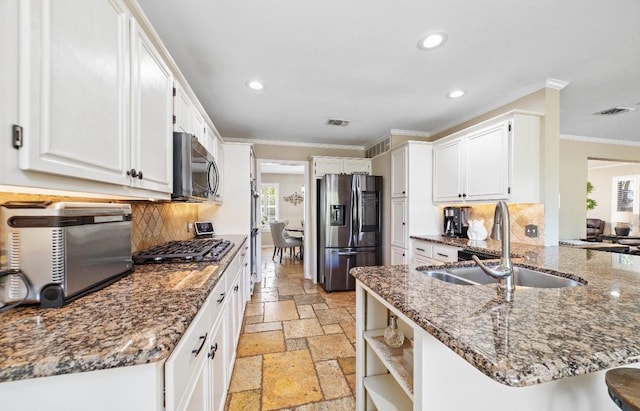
[318,174,382,292]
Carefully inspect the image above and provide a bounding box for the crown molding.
[561,134,640,146]
[389,129,431,138]
[545,78,569,90]
[223,137,364,150]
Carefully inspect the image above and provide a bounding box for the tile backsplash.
[468,203,545,246]
[0,193,197,253]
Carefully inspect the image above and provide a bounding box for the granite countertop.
[351,234,640,387]
[0,235,247,384]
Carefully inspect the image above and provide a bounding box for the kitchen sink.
[418,265,585,288]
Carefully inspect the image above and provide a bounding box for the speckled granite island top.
[0,235,247,383]
[351,235,640,387]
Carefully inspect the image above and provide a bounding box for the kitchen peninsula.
[0,235,247,411]
[353,235,640,410]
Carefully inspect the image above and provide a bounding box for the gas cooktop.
[133,238,233,264]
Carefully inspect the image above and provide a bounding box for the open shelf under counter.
[363,329,413,399]
[363,374,413,411]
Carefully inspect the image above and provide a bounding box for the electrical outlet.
[187,222,193,233]
[525,224,538,238]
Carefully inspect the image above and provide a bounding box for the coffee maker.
[443,206,472,237]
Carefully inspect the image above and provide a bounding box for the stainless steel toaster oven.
[0,202,133,309]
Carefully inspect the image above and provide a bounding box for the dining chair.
[269,220,303,263]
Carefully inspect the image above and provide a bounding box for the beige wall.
[559,139,640,239]
[429,89,546,141]
[252,143,364,161]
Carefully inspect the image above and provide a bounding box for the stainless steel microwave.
[172,132,220,201]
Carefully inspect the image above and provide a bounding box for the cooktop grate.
[133,238,233,264]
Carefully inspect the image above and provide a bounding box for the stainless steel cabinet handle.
[217,293,225,303]
[192,333,208,357]
[437,252,449,257]
[416,247,425,252]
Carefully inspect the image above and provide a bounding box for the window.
[260,183,279,229]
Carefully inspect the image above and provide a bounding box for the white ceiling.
[138,0,640,147]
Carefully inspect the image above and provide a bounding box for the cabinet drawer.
[432,245,460,263]
[413,255,443,267]
[165,293,214,411]
[412,242,432,258]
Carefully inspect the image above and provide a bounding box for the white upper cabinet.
[390,146,408,197]
[16,0,174,195]
[174,82,193,135]
[130,19,173,193]
[433,112,541,203]
[464,122,509,200]
[312,157,371,179]
[343,159,372,175]
[192,109,205,142]
[18,0,131,186]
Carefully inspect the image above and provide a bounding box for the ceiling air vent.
[594,107,636,116]
[326,118,351,127]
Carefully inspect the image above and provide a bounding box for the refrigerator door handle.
[357,178,363,236]
[350,180,357,246]
[337,251,358,256]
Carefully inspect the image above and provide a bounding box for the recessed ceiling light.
[447,90,465,99]
[246,80,264,90]
[418,31,448,50]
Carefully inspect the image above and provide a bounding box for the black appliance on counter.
[318,174,382,292]
[133,238,233,264]
[443,206,472,237]
[457,249,499,261]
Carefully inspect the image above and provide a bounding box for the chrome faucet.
[472,201,515,301]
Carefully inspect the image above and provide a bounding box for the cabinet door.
[184,359,208,411]
[390,246,407,265]
[413,255,443,267]
[192,110,205,142]
[208,318,226,411]
[343,159,371,174]
[433,139,463,202]
[390,199,407,248]
[464,122,510,200]
[18,0,130,185]
[390,147,408,197]
[314,158,343,178]
[174,82,192,134]
[130,20,173,193]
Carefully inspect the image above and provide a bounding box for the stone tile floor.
[225,248,357,411]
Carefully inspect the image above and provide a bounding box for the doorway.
[257,159,311,280]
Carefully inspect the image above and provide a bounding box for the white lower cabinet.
[208,315,226,411]
[390,246,407,265]
[431,244,461,263]
[356,283,414,411]
[166,245,246,411]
